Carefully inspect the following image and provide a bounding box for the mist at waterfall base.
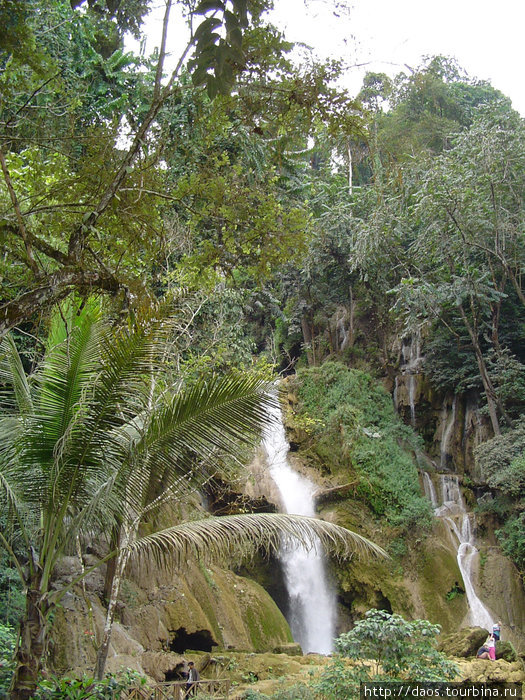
[262,406,336,654]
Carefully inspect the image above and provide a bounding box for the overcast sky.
[137,0,525,115]
[270,0,525,114]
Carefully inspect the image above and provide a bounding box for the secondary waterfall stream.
[262,404,336,654]
[423,472,494,629]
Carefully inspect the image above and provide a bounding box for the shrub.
[32,670,146,699]
[316,609,458,698]
[474,421,525,572]
[497,513,525,574]
[0,623,16,698]
[335,609,458,682]
[474,418,525,482]
[243,684,315,700]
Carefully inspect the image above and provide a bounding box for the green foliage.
[293,362,432,533]
[32,669,145,699]
[318,609,457,695]
[485,348,525,420]
[314,656,368,700]
[374,56,507,159]
[423,328,481,395]
[445,582,465,601]
[188,0,260,100]
[474,418,525,482]
[474,495,511,520]
[496,513,525,574]
[0,516,25,626]
[242,671,259,684]
[243,691,270,700]
[0,562,24,627]
[0,303,277,690]
[474,418,525,572]
[0,304,383,693]
[0,623,16,697]
[353,96,525,435]
[488,455,525,499]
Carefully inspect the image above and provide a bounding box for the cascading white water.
[422,471,438,508]
[262,404,336,654]
[429,474,493,629]
[399,334,423,425]
[393,376,399,412]
[440,397,457,469]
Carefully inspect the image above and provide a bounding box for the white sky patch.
[270,0,525,115]
[130,0,525,115]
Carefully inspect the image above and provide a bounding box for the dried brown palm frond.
[127,512,388,570]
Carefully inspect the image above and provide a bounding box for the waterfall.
[398,334,423,425]
[262,404,336,654]
[440,397,457,469]
[429,474,493,629]
[393,376,399,412]
[421,471,438,508]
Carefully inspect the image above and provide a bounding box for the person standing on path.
[185,661,200,697]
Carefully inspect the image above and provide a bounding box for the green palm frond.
[0,335,33,415]
[122,375,278,509]
[128,512,387,569]
[17,317,167,507]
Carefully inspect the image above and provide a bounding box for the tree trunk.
[10,583,48,700]
[348,286,355,348]
[94,529,132,680]
[457,303,501,436]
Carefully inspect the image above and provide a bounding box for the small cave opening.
[169,627,217,653]
[164,663,186,682]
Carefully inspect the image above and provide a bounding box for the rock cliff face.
[256,378,525,654]
[392,343,491,475]
[51,556,293,680]
[243,435,471,640]
[391,338,525,651]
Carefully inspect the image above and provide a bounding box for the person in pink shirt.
[488,635,496,661]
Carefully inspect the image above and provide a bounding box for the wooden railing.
[123,678,231,699]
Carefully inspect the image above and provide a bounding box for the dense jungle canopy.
[1,0,524,697]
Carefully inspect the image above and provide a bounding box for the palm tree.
[0,305,385,698]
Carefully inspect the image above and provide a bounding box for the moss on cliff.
[287,363,433,534]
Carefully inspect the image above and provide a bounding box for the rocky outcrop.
[476,547,525,652]
[438,627,494,658]
[455,658,525,684]
[50,557,293,681]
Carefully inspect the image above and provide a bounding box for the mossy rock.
[437,627,489,657]
[416,524,469,632]
[272,643,302,655]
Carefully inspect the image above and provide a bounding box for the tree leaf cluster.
[315,609,457,699]
[474,419,525,572]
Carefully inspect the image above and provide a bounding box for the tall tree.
[0,0,277,334]
[389,103,525,433]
